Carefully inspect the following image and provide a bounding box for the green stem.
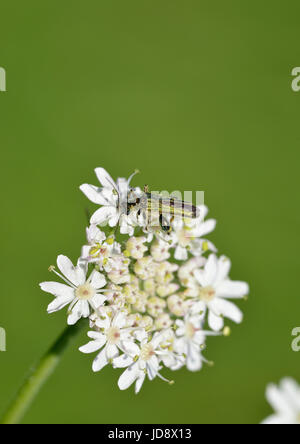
[0,319,86,425]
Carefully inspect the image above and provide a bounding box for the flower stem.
[0,319,86,425]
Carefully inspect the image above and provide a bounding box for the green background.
[0,0,299,424]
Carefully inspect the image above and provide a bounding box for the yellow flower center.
[178,229,192,247]
[106,327,121,344]
[75,283,95,300]
[186,322,197,339]
[199,285,216,302]
[89,243,108,258]
[140,343,155,361]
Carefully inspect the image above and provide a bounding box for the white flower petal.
[109,214,121,228]
[193,270,206,287]
[106,344,119,360]
[133,329,148,342]
[193,331,207,345]
[212,298,243,324]
[67,302,82,325]
[174,337,187,354]
[79,339,106,354]
[147,357,159,380]
[92,294,106,308]
[176,327,185,337]
[102,186,117,203]
[216,280,249,299]
[205,240,217,253]
[162,354,177,369]
[79,184,109,205]
[81,245,92,261]
[47,296,73,314]
[118,362,139,390]
[215,256,231,283]
[95,167,117,189]
[113,311,126,328]
[120,217,134,235]
[280,378,300,410]
[170,355,185,371]
[190,301,206,316]
[86,225,106,243]
[204,254,218,286]
[92,348,109,372]
[87,331,106,341]
[186,345,202,372]
[135,374,146,394]
[151,333,164,349]
[197,205,208,221]
[95,316,110,330]
[40,282,74,300]
[175,320,184,329]
[122,341,140,357]
[261,414,293,425]
[90,206,117,225]
[174,245,188,261]
[75,260,87,285]
[193,219,216,237]
[89,270,106,289]
[80,300,90,318]
[266,383,295,415]
[113,354,134,368]
[208,310,224,331]
[57,255,81,286]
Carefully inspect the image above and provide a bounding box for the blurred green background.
[0,0,299,424]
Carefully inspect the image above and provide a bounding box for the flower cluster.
[40,167,249,393]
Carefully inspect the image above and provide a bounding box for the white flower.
[143,278,156,296]
[39,164,251,393]
[127,313,144,328]
[167,294,190,317]
[154,313,173,330]
[178,256,206,288]
[135,315,154,330]
[146,296,166,318]
[121,277,148,311]
[113,333,172,393]
[262,378,300,424]
[150,240,171,262]
[105,283,126,309]
[107,256,131,285]
[80,167,139,235]
[156,329,185,371]
[80,224,120,272]
[79,311,135,372]
[191,254,249,331]
[40,255,107,325]
[155,261,178,285]
[156,282,179,298]
[134,256,157,280]
[175,314,218,371]
[126,236,148,259]
[131,291,148,314]
[170,205,217,260]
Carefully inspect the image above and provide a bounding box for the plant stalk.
[0,320,86,424]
